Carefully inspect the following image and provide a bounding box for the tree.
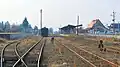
[0,22,3,32]
[34,26,38,30]
[0,21,5,32]
[4,21,10,32]
[34,26,38,35]
[19,24,24,32]
[22,17,29,32]
[10,23,20,32]
[49,28,53,34]
[1,21,4,31]
[27,24,33,33]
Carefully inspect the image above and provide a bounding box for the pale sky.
[0,0,120,31]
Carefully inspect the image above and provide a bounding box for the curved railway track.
[1,41,18,67]
[55,39,120,67]
[1,37,46,67]
[13,37,46,67]
[15,42,28,67]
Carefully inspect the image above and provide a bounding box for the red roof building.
[88,19,108,34]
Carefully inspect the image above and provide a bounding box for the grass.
[64,35,119,47]
[104,41,113,46]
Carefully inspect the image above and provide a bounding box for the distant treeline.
[0,17,53,35]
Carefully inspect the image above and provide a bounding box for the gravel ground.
[41,37,91,67]
[1,36,41,67]
[17,36,41,56]
[59,36,120,65]
[3,42,18,67]
[0,39,9,54]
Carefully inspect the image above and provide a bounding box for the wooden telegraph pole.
[111,11,116,35]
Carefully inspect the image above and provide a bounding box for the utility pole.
[118,21,120,32]
[77,15,79,35]
[111,11,116,34]
[40,9,42,35]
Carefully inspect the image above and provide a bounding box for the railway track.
[1,37,46,67]
[106,46,120,53]
[55,39,120,67]
[1,41,18,67]
[85,37,120,54]
[13,37,46,67]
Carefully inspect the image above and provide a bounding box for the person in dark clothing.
[98,40,104,48]
[98,40,106,52]
[51,37,54,43]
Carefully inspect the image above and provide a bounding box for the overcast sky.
[0,0,120,31]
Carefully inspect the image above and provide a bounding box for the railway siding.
[1,36,43,67]
[41,38,94,67]
[13,37,44,67]
[55,38,120,67]
[1,41,18,67]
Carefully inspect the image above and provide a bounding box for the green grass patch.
[104,41,113,46]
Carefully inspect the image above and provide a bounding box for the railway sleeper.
[24,56,38,60]
[27,64,37,67]
[4,56,18,61]
[4,65,13,67]
[40,64,48,67]
[107,49,120,54]
[3,61,17,67]
[26,60,37,64]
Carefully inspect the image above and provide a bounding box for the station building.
[108,23,120,33]
[59,25,76,34]
[59,24,83,34]
[88,19,109,34]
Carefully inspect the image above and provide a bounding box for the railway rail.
[15,42,28,67]
[86,37,120,54]
[13,37,46,67]
[55,39,120,67]
[1,37,46,67]
[1,41,18,67]
[107,46,120,53]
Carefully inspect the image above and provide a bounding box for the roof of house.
[60,24,82,30]
[60,25,76,30]
[88,19,108,30]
